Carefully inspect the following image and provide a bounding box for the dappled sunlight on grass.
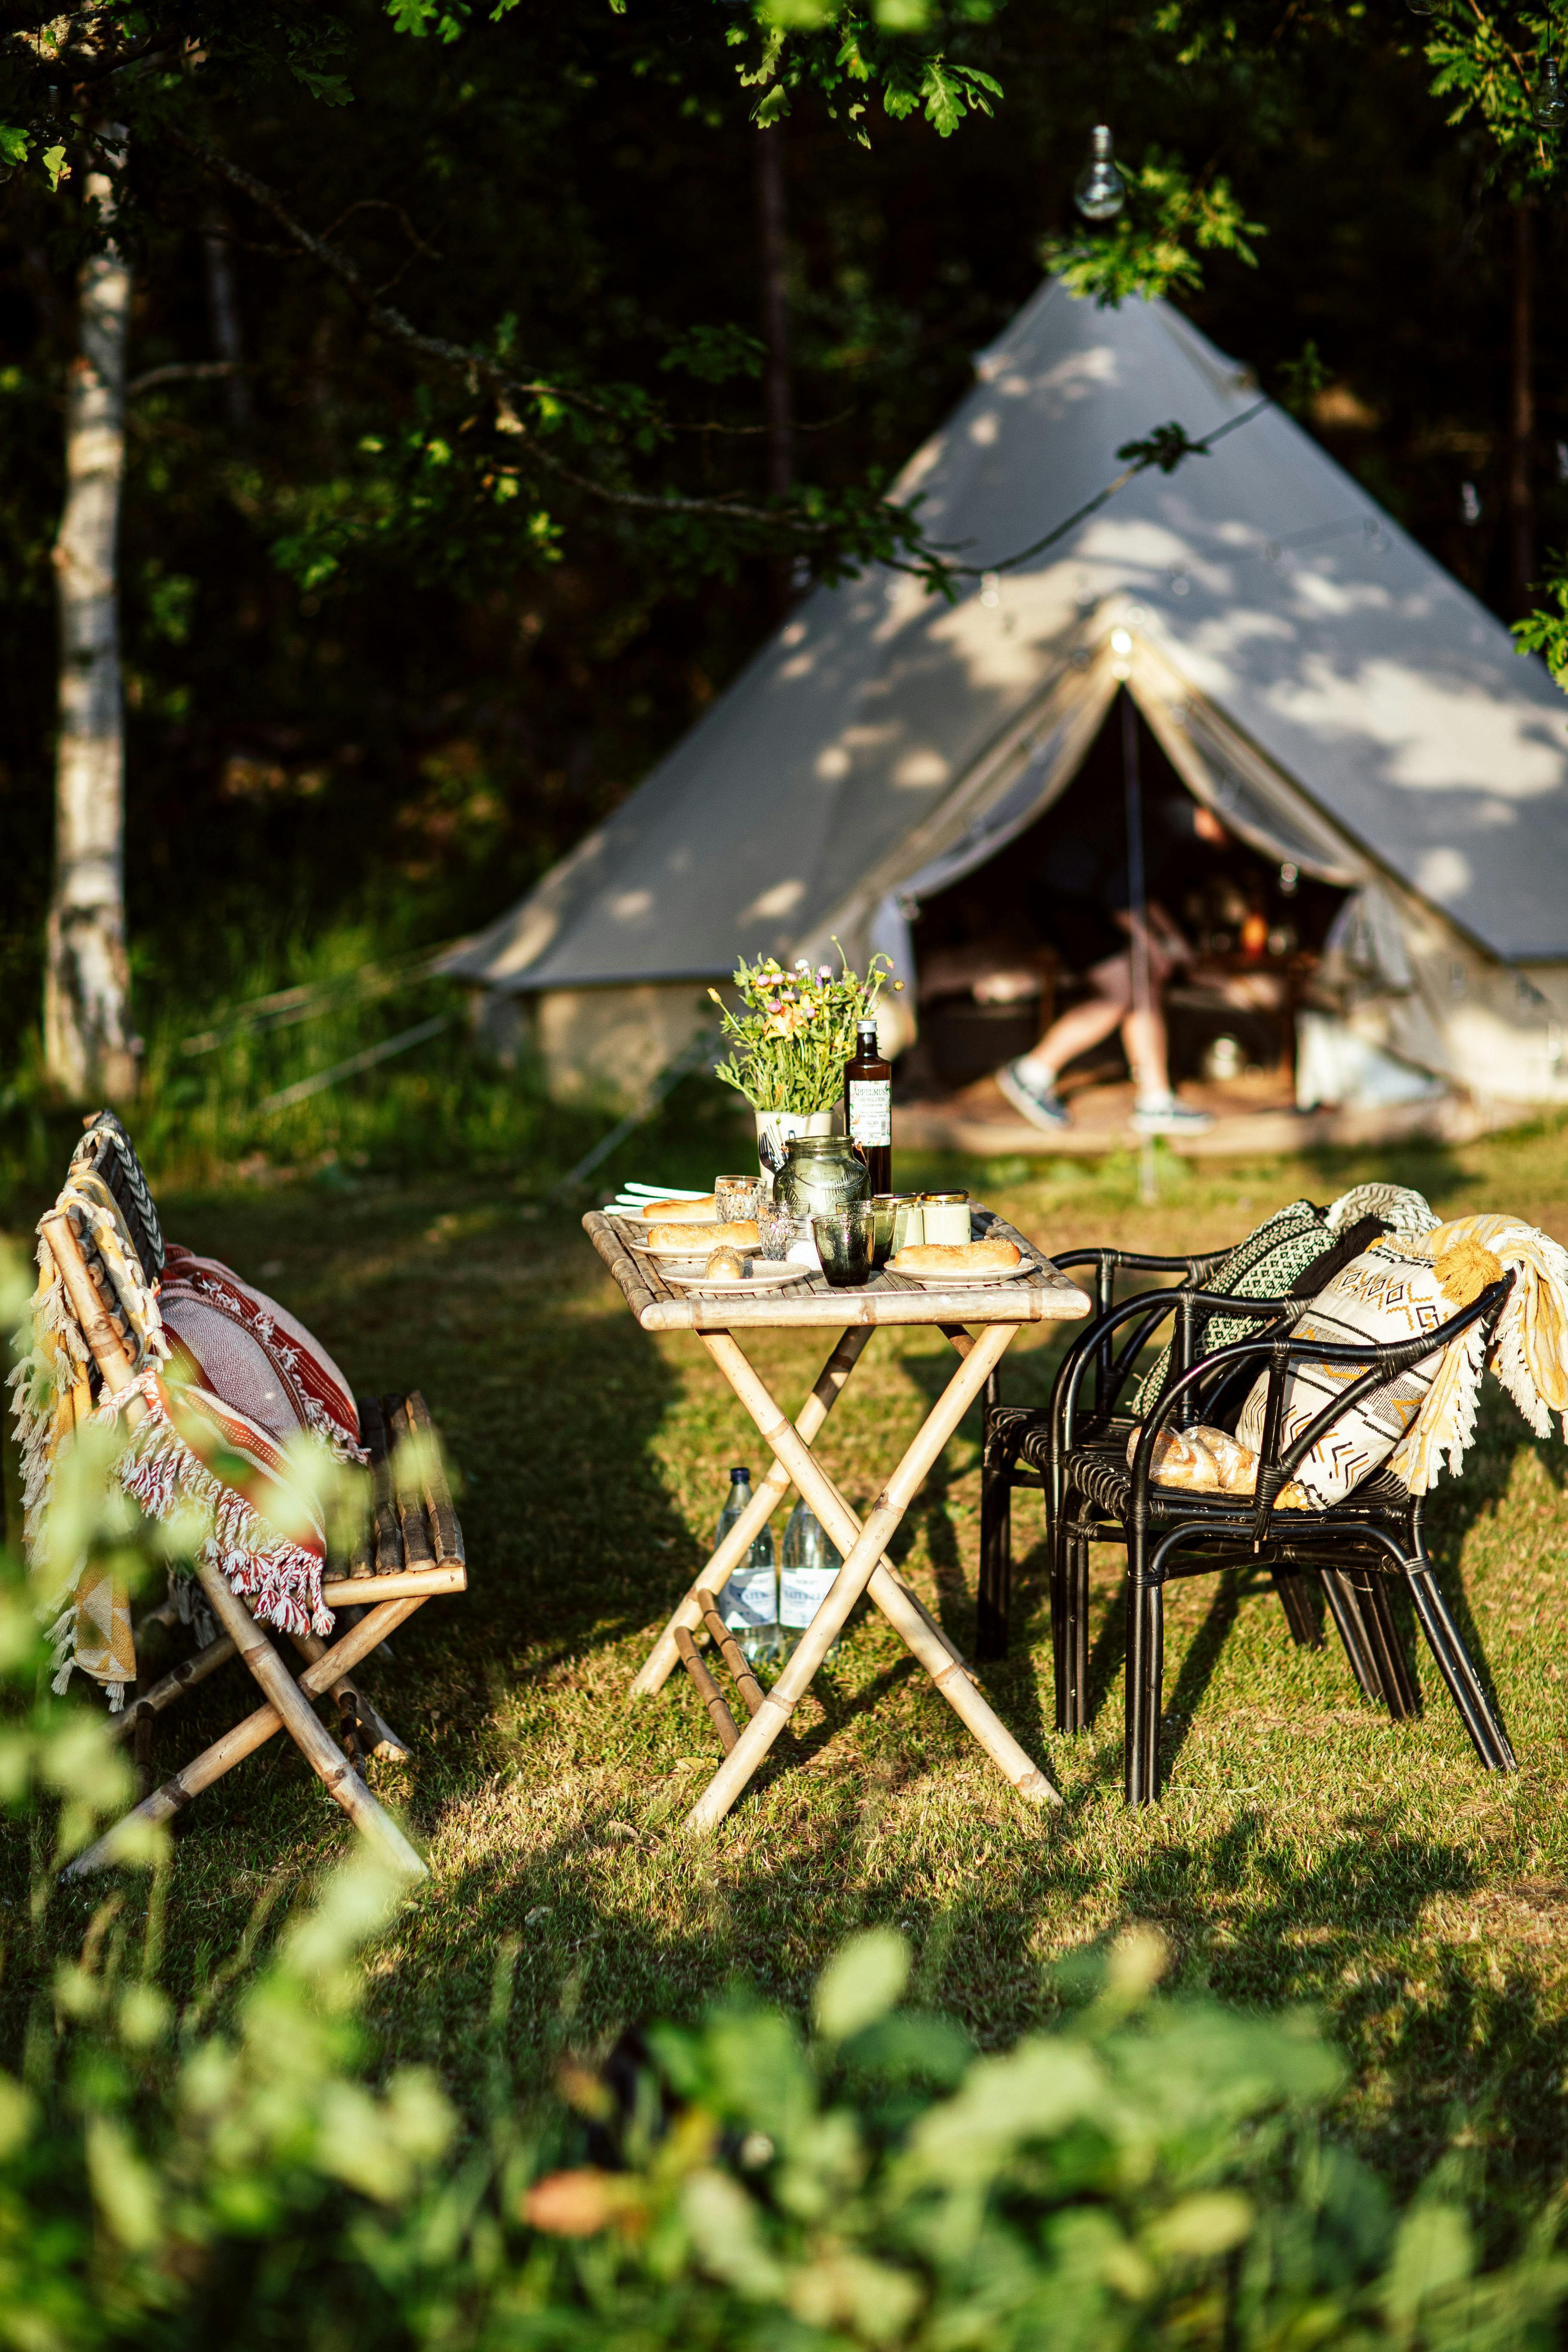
[9,1110,1568,2210]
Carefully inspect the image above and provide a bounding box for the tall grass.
[0,922,748,1208]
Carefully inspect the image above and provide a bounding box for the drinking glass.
[812,1204,876,1287]
[715,1174,761,1223]
[755,1198,799,1260]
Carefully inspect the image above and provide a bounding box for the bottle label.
[780,1562,839,1629]
[720,1562,776,1631]
[848,1078,891,1147]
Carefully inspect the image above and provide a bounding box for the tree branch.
[161,126,891,540]
[125,358,238,396]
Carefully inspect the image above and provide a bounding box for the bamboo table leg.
[636,1323,972,1700]
[684,1320,1058,1833]
[632,1326,872,1697]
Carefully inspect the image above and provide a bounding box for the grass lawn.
[9,1112,1568,2216]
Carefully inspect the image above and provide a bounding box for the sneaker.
[997,1059,1071,1130]
[1130,1094,1214,1136]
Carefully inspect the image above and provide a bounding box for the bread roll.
[889,1238,1021,1274]
[646,1219,759,1252]
[704,1246,747,1279]
[638,1195,717,1222]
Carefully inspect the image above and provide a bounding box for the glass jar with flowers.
[711,946,899,1182]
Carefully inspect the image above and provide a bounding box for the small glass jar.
[920,1191,972,1246]
[715,1174,762,1223]
[775,1133,871,1224]
[871,1193,925,1266]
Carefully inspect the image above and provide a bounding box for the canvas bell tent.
[443,279,1568,1113]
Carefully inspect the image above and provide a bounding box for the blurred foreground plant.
[2,1207,1566,2345]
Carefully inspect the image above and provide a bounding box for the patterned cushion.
[1234,1238,1452,1508]
[159,1245,360,1458]
[1132,1200,1338,1415]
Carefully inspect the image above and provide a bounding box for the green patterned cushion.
[1131,1199,1337,1417]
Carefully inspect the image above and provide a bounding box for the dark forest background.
[2,0,1561,1081]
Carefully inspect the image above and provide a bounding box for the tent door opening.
[903,691,1349,1104]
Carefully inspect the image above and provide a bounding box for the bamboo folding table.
[583,1207,1090,1831]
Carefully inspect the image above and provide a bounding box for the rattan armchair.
[979,1243,1338,1675]
[1047,1273,1516,1802]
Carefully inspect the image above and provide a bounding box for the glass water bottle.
[714,1466,779,1664]
[779,1498,844,1663]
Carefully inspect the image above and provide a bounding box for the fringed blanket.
[1130,1210,1568,1511]
[1388,1215,1568,1492]
[10,1181,364,1705]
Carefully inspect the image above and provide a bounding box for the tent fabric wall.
[443,279,1568,1106]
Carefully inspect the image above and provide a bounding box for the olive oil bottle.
[844,1016,892,1197]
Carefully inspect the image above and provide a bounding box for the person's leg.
[998,960,1129,1130]
[1124,995,1214,1133]
[1122,998,1171,1098]
[1024,988,1127,1080]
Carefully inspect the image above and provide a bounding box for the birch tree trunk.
[46,135,138,1102]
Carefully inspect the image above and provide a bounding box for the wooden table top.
[582,1206,1092,1332]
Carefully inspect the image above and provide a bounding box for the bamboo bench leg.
[631,1326,873,1699]
[286,1629,411,1762]
[190,1561,425,1876]
[65,1599,426,1876]
[108,1633,237,1743]
[685,1322,1058,1834]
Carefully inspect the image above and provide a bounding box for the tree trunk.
[1508,199,1535,618]
[46,135,138,1103]
[201,203,254,432]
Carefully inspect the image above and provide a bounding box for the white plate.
[888,1259,1036,1289]
[628,1234,751,1261]
[664,1261,809,1294]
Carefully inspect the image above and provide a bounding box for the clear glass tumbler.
[715,1174,762,1223]
[755,1198,799,1260]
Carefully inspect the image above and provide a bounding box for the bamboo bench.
[31,1115,465,1880]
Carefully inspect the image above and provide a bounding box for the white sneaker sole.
[1130,1107,1214,1136]
[996,1066,1070,1130]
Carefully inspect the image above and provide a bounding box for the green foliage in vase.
[712,946,897,1113]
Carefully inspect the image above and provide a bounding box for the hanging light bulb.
[1536,53,1566,126]
[1074,125,1126,221]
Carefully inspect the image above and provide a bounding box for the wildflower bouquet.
[711,946,897,1114]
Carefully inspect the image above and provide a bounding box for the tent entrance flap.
[900,682,1355,1099]
[887,647,1363,920]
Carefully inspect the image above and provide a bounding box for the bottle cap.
[729,1465,750,1482]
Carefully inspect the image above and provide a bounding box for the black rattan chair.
[979,1245,1348,1678]
[1046,1274,1517,1803]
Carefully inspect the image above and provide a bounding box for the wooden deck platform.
[893,1071,1526,1160]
